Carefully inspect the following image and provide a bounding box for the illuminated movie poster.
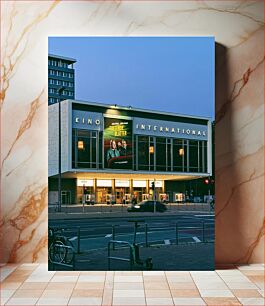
[104,117,133,169]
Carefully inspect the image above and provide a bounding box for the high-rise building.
[48,54,76,105]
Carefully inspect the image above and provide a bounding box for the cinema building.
[48,100,212,204]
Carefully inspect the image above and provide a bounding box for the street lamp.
[57,86,65,212]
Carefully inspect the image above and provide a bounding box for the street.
[48,212,214,252]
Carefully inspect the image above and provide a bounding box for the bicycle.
[48,227,75,264]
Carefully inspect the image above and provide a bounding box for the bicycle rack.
[108,240,153,271]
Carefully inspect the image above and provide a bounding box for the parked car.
[127,201,167,212]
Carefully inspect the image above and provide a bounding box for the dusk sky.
[49,37,214,119]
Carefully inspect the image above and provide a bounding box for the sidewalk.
[51,243,215,271]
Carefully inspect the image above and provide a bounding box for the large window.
[72,129,102,169]
[136,136,208,173]
[72,128,209,173]
[173,139,184,172]
[156,137,167,171]
[189,140,199,172]
[138,136,149,170]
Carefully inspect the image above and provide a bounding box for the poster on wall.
[104,117,133,169]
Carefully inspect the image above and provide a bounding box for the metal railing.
[108,240,153,271]
[49,221,214,255]
[108,240,135,270]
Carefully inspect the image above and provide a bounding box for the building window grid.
[71,130,208,173]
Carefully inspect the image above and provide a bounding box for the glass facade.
[72,128,208,173]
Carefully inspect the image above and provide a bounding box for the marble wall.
[0,1,264,264]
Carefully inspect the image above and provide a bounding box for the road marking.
[105,234,112,238]
[192,236,201,242]
[68,236,77,241]
[164,239,171,245]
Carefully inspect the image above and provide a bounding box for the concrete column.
[146,180,150,199]
[162,180,165,193]
[112,179,115,203]
[94,178,97,202]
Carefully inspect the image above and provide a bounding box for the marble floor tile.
[191,275,224,281]
[225,282,259,289]
[168,282,197,289]
[1,297,10,305]
[216,269,245,276]
[258,290,264,297]
[143,271,165,276]
[40,289,72,298]
[19,282,48,290]
[74,282,104,290]
[246,275,264,283]
[114,275,143,283]
[30,269,53,275]
[146,297,174,305]
[173,297,206,305]
[36,298,70,305]
[254,282,264,290]
[113,289,145,297]
[55,271,80,276]
[101,289,112,306]
[112,296,146,305]
[19,264,39,269]
[0,289,15,298]
[0,282,22,290]
[71,289,103,297]
[1,264,264,304]
[144,276,167,282]
[170,289,200,297]
[104,280,114,290]
[144,282,170,290]
[144,290,172,298]
[25,276,54,283]
[78,275,105,282]
[237,265,264,271]
[240,270,264,276]
[166,275,193,283]
[6,297,38,305]
[12,289,44,298]
[114,271,142,276]
[50,275,78,283]
[202,297,242,305]
[3,275,29,283]
[0,266,19,281]
[165,271,190,276]
[195,281,228,290]
[238,297,265,305]
[113,282,144,290]
[232,289,262,298]
[219,275,252,282]
[45,282,76,290]
[68,297,102,305]
[190,271,217,276]
[80,271,106,275]
[199,289,234,297]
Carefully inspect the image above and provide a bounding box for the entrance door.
[97,190,106,203]
[61,191,71,204]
